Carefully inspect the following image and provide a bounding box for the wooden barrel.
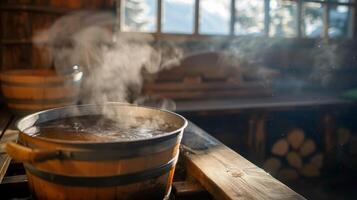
[0,69,82,115]
[6,103,187,200]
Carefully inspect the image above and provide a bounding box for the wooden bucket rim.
[16,103,188,146]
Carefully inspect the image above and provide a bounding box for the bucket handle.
[6,142,61,163]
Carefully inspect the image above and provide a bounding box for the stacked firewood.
[263,128,323,181]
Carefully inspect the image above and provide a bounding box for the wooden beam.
[175,93,352,113]
[181,122,305,200]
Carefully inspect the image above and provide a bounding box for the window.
[270,0,298,37]
[119,0,356,38]
[303,2,324,38]
[199,0,230,35]
[162,0,195,33]
[121,0,157,32]
[235,0,264,36]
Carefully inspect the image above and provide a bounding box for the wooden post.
[322,113,336,167]
[247,115,256,152]
[247,113,267,161]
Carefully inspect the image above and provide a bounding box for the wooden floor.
[0,106,305,200]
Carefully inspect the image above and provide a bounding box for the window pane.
[199,0,230,35]
[270,0,298,37]
[303,2,324,38]
[162,0,194,33]
[122,0,157,32]
[329,5,353,38]
[235,0,264,36]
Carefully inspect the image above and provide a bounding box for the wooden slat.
[181,122,306,200]
[0,115,18,183]
[1,174,27,184]
[173,181,206,196]
[0,107,12,138]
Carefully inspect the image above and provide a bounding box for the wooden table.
[0,107,305,200]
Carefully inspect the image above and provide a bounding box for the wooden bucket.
[6,103,187,200]
[0,69,82,115]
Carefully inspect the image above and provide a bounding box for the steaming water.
[24,115,176,142]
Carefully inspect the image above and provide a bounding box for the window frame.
[116,0,356,39]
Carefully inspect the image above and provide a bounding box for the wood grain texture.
[181,122,305,200]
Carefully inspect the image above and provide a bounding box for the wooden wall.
[0,0,114,71]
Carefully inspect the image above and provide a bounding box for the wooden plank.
[1,174,27,184]
[145,89,272,100]
[175,93,352,112]
[181,122,306,200]
[173,181,206,196]
[0,107,12,137]
[0,115,18,183]
[144,82,270,91]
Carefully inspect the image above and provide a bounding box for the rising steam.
[33,11,182,107]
